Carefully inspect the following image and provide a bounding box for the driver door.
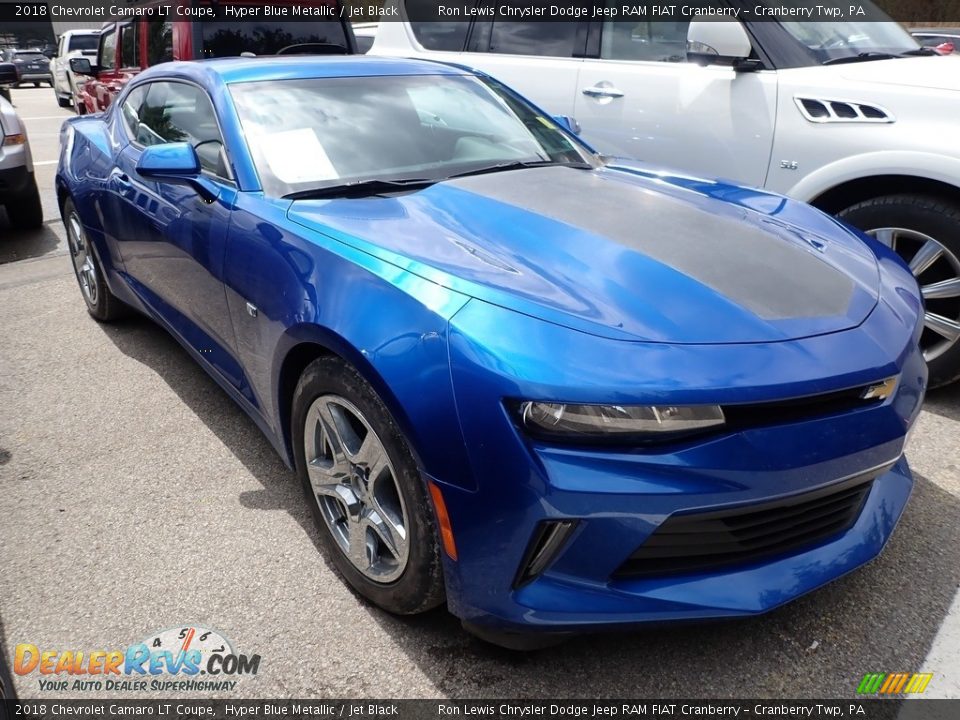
[111,79,243,389]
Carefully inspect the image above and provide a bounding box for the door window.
[600,20,690,62]
[120,85,149,139]
[406,0,470,50]
[120,23,139,68]
[471,20,580,57]
[137,82,230,179]
[99,28,117,71]
[146,19,173,65]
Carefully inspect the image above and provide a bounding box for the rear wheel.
[292,356,445,615]
[62,197,126,322]
[839,194,960,388]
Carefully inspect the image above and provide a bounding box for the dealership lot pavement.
[1,87,959,700]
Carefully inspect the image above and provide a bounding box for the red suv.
[72,0,355,115]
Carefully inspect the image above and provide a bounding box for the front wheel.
[292,356,445,615]
[839,194,960,387]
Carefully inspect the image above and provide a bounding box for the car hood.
[838,55,960,92]
[288,165,880,344]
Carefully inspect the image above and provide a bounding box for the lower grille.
[614,464,890,579]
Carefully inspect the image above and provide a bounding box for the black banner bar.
[3,700,959,720]
[0,1,930,24]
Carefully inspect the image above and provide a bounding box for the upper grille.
[613,464,890,579]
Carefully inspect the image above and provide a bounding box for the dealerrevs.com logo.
[13,625,261,693]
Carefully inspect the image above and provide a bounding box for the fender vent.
[795,97,894,124]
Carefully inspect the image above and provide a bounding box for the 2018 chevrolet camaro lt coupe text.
[57,57,926,647]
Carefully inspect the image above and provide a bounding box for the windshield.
[761,1,920,63]
[67,35,99,52]
[230,74,593,198]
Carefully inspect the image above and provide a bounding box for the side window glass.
[100,29,117,71]
[600,20,690,62]
[146,19,173,66]
[120,85,149,139]
[405,0,470,50]
[410,22,468,51]
[477,20,580,57]
[138,82,229,178]
[120,23,139,68]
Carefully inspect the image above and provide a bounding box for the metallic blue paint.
[56,57,926,636]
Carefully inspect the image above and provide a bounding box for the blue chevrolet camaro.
[57,56,926,648]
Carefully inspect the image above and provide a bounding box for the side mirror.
[137,143,201,178]
[0,62,17,85]
[69,57,94,76]
[553,115,582,135]
[687,21,753,68]
[137,143,219,202]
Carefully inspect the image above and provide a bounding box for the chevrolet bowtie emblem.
[862,377,898,401]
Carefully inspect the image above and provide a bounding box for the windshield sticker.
[258,128,339,185]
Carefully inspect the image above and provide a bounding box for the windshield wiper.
[445,159,593,181]
[822,52,898,65]
[900,47,939,56]
[283,178,436,200]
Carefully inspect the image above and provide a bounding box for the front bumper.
[435,258,925,633]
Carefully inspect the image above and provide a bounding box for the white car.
[373,1,960,387]
[50,29,99,109]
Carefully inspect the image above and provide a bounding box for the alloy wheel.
[868,227,960,362]
[67,212,99,307]
[303,395,409,583]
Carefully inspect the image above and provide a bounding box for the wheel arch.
[809,174,960,216]
[273,327,428,474]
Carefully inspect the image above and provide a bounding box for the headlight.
[516,401,725,443]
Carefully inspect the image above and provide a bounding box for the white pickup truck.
[50,29,100,109]
[372,1,960,386]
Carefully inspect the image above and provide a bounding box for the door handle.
[582,85,625,99]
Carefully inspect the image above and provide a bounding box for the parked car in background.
[1,65,43,230]
[2,49,50,88]
[910,28,960,55]
[51,29,100,108]
[353,23,379,53]
[57,56,925,648]
[373,0,960,387]
[72,0,357,115]
[0,62,15,103]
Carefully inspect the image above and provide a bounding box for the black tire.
[32,82,39,88]
[62,197,127,322]
[292,356,445,615]
[6,175,43,230]
[56,91,71,108]
[839,194,960,388]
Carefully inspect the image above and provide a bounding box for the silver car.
[0,67,43,231]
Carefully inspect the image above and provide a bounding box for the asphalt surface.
[1,86,959,701]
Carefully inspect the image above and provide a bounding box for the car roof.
[143,55,471,86]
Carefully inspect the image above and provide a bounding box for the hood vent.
[795,97,894,124]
